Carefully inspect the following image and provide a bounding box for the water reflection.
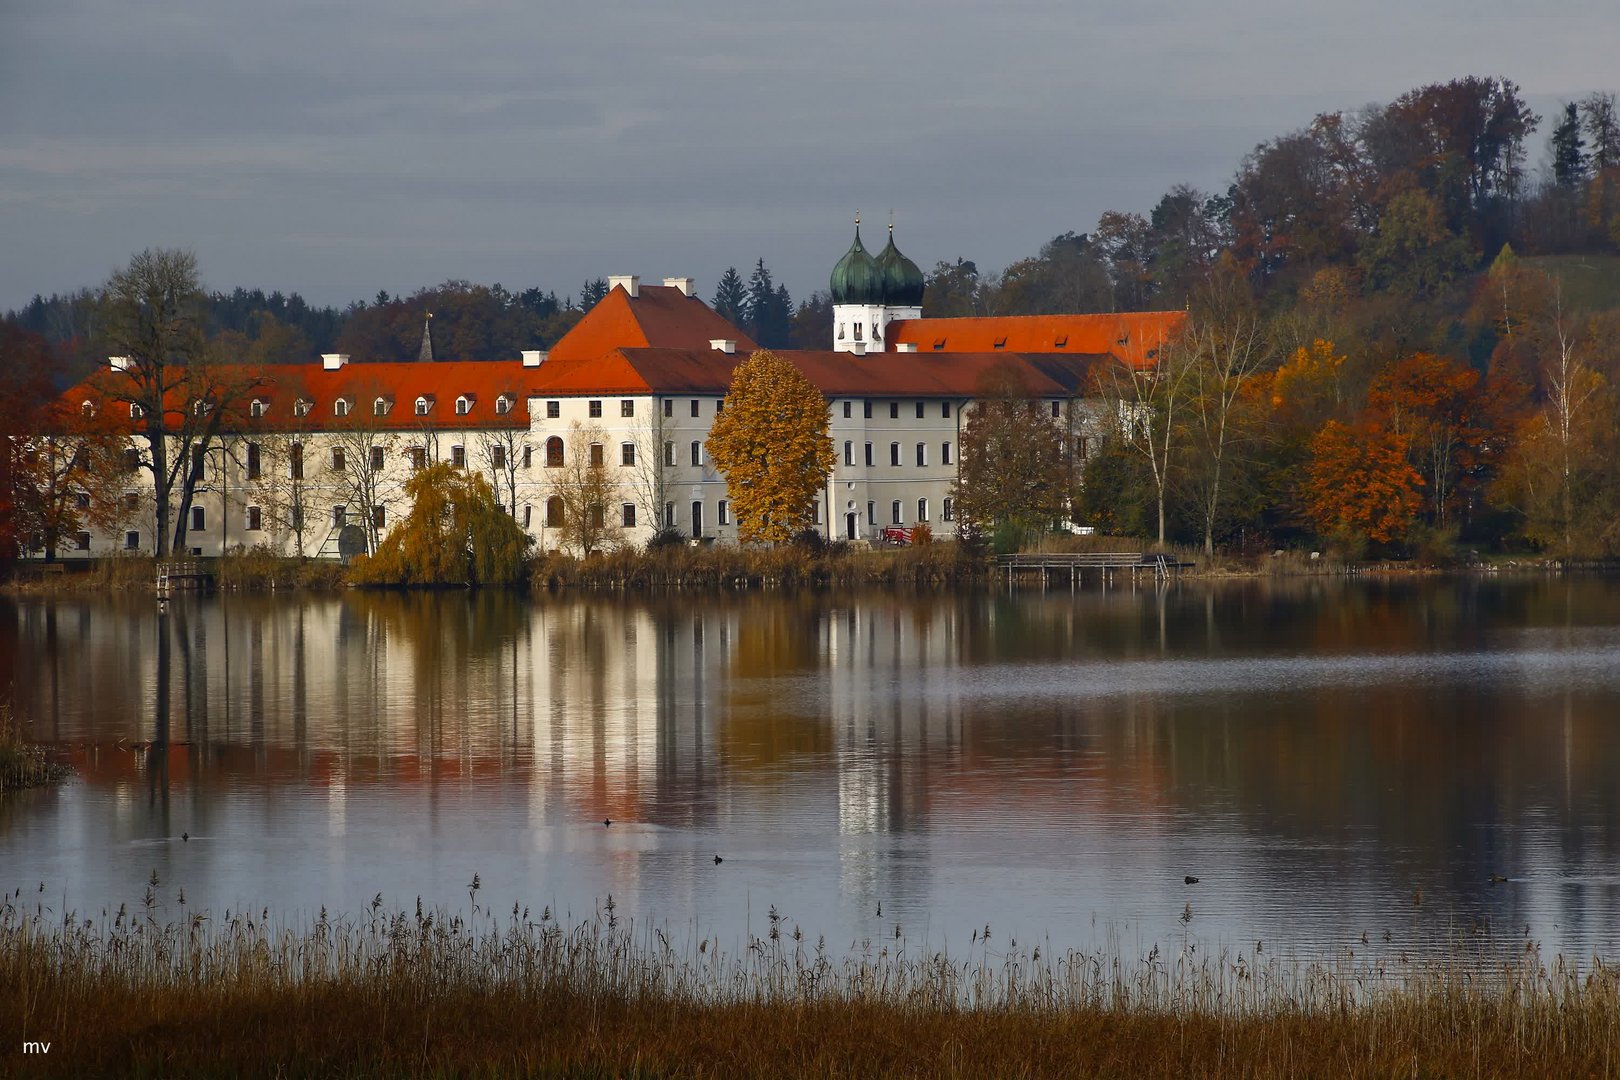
[5,578,1620,963]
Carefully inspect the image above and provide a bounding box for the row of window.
[842,441,953,468]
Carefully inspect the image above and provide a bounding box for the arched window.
[249,399,267,417]
[415,396,431,415]
[545,496,564,527]
[545,436,564,467]
[495,395,513,415]
[373,397,390,416]
[455,396,472,416]
[334,398,350,417]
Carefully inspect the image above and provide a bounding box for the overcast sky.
[3,1,1618,315]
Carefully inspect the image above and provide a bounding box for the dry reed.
[4,883,1618,1077]
[0,706,69,791]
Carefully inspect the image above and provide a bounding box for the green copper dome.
[876,226,925,307]
[830,226,886,306]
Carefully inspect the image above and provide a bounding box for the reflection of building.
[40,228,1183,558]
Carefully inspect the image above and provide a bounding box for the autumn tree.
[1366,352,1491,528]
[551,421,619,555]
[1303,421,1424,546]
[951,366,1069,544]
[475,424,527,518]
[1100,324,1196,546]
[354,463,530,586]
[0,324,57,562]
[96,248,262,556]
[706,350,834,544]
[627,408,674,542]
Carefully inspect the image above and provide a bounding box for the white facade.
[832,303,922,354]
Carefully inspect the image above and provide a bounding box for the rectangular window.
[191,445,205,481]
[863,400,872,420]
[665,502,675,528]
[843,440,853,467]
[589,443,604,468]
[620,399,634,418]
[491,445,507,470]
[622,503,636,528]
[246,505,262,531]
[891,500,902,525]
[715,399,723,413]
[864,442,873,468]
[918,498,929,523]
[1075,436,1090,460]
[690,399,700,418]
[943,497,954,522]
[333,506,346,529]
[691,501,703,536]
[331,447,346,473]
[664,441,676,467]
[373,506,386,529]
[246,442,261,480]
[410,447,426,471]
[915,443,926,467]
[621,443,635,467]
[690,441,701,467]
[889,443,901,467]
[942,402,951,418]
[889,402,899,420]
[523,445,533,469]
[812,499,821,524]
[1052,401,1062,418]
[289,444,303,480]
[290,507,303,532]
[867,500,875,526]
[547,400,560,419]
[942,442,952,466]
[589,400,602,418]
[123,448,140,473]
[125,531,140,550]
[122,492,139,513]
[370,445,384,471]
[523,505,532,529]
[718,500,729,525]
[663,398,673,418]
[75,531,91,551]
[916,401,925,419]
[74,491,90,510]
[451,445,466,468]
[191,506,205,531]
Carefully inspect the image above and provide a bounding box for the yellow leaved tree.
[352,463,531,586]
[705,350,834,544]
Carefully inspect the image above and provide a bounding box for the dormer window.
[81,400,95,417]
[294,398,312,417]
[415,396,433,416]
[993,336,1007,350]
[334,398,351,418]
[373,397,392,417]
[193,400,212,416]
[130,403,144,420]
[249,398,268,418]
[455,395,474,416]
[495,395,514,415]
[1053,335,1068,348]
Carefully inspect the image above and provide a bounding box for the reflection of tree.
[719,597,831,772]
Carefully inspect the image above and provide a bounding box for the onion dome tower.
[832,215,924,354]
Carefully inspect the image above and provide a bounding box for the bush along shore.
[0,707,70,791]
[4,886,1620,1078]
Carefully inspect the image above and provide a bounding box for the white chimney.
[521,350,548,368]
[663,277,695,296]
[709,339,736,354]
[850,343,868,356]
[321,353,350,371]
[109,355,132,371]
[608,274,640,298]
[896,343,918,353]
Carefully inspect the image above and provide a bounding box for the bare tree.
[551,421,620,555]
[1101,324,1196,547]
[475,425,526,517]
[1186,273,1271,555]
[627,408,673,542]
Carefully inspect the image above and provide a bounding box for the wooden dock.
[994,551,1182,588]
[156,559,214,599]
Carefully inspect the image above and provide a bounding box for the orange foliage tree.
[1303,421,1424,545]
[706,350,834,544]
[1366,352,1492,528]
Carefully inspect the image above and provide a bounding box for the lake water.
[5,577,1620,966]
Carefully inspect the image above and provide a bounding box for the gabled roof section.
[886,311,1185,369]
[547,283,756,363]
[529,348,1109,399]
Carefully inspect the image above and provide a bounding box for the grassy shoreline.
[4,892,1617,1077]
[5,541,1612,597]
[0,707,70,792]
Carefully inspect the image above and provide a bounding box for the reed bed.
[533,540,986,591]
[0,706,69,791]
[5,883,1619,1078]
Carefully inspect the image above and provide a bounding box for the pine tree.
[579,278,608,310]
[743,259,792,348]
[711,267,746,329]
[1552,102,1588,190]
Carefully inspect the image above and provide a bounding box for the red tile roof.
[69,360,532,435]
[547,283,756,362]
[528,348,1108,399]
[886,311,1185,368]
